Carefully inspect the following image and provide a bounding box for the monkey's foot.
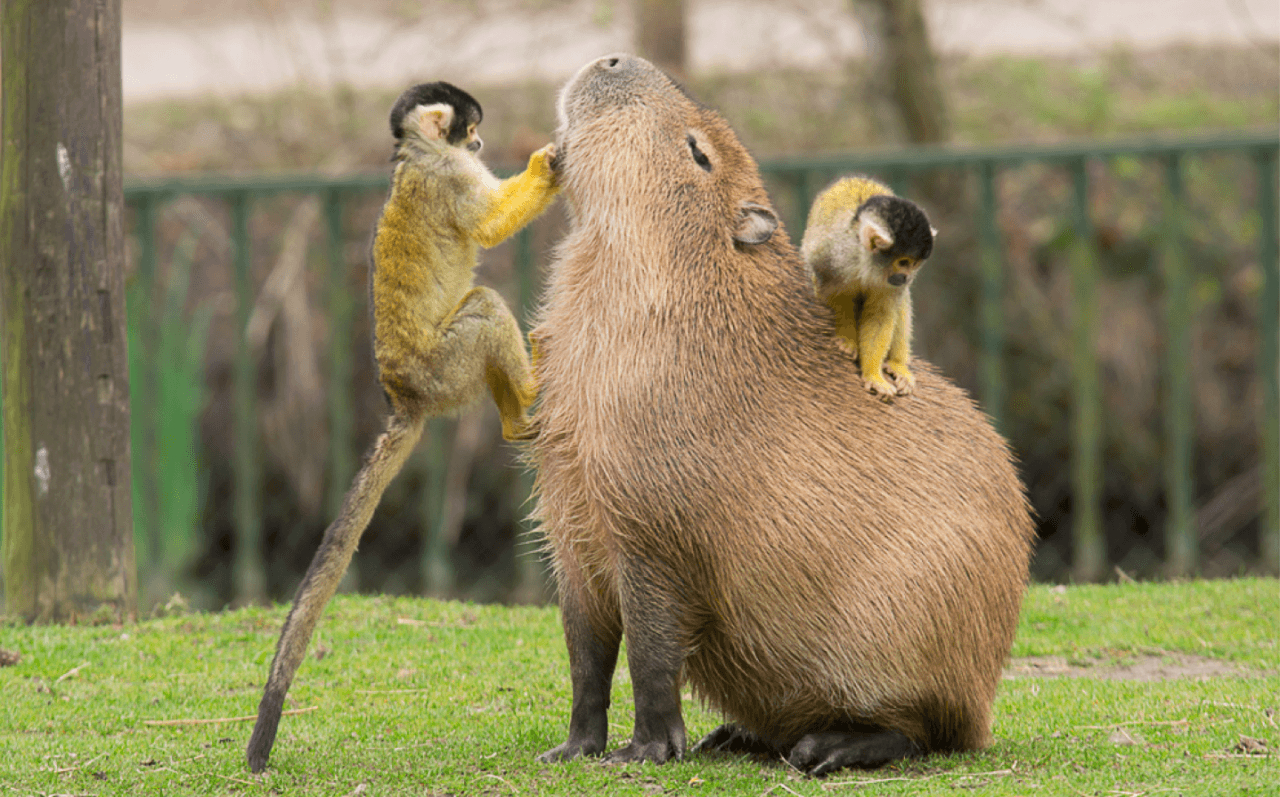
[786,729,921,777]
[863,373,898,403]
[835,336,858,359]
[884,364,915,397]
[693,724,778,757]
[501,413,539,442]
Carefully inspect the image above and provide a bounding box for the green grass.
[2,580,1275,795]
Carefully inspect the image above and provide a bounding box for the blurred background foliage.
[47,0,1279,610]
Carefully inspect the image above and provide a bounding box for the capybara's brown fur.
[531,54,1035,775]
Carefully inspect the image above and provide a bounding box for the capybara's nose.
[595,53,637,73]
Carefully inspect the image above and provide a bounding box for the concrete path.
[122,0,1279,102]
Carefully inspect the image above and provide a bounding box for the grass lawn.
[1,579,1275,796]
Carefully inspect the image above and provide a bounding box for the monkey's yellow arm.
[473,145,560,248]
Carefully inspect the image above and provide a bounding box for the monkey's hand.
[884,362,915,397]
[528,144,559,186]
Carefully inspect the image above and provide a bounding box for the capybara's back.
[531,54,1035,775]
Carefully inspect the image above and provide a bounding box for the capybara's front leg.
[537,580,621,762]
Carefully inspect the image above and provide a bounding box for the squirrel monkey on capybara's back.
[800,176,934,401]
[246,81,559,774]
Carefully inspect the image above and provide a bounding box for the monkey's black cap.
[858,195,934,261]
[389,82,483,146]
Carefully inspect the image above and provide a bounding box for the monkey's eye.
[894,257,914,269]
[687,134,712,172]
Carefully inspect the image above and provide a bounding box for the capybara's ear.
[734,202,778,245]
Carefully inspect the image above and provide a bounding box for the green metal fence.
[117,130,1278,603]
[759,131,1279,581]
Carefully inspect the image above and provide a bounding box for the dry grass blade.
[143,705,318,726]
[1077,719,1189,729]
[823,773,938,790]
[54,661,91,685]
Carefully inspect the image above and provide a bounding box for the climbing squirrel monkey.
[800,176,935,401]
[373,81,558,439]
[246,81,559,774]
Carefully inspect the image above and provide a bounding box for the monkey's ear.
[415,103,455,140]
[931,226,939,238]
[856,215,894,252]
[734,202,778,245]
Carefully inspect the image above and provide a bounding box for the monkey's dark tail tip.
[246,685,286,773]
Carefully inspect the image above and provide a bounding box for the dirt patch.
[1005,653,1259,681]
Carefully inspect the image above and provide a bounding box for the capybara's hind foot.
[787,729,921,776]
[693,723,777,757]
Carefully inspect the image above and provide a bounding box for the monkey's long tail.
[246,412,424,773]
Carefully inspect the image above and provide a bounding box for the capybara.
[531,53,1034,775]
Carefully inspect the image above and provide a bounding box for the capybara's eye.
[687,134,712,172]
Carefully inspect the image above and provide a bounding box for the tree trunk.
[852,0,950,145]
[1,0,136,622]
[850,0,960,214]
[635,0,688,81]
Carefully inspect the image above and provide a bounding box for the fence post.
[420,418,454,596]
[131,194,160,576]
[1069,158,1104,582]
[790,171,815,242]
[1161,154,1195,576]
[1257,147,1279,573]
[324,191,354,522]
[230,191,266,603]
[977,161,1004,430]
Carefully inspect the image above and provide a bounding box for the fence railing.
[113,130,1279,602]
[756,131,1279,582]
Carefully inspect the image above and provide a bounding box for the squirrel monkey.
[246,81,559,773]
[800,176,934,401]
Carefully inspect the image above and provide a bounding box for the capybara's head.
[555,54,780,249]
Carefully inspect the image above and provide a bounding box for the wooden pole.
[635,0,687,81]
[1257,147,1279,573]
[1,0,136,621]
